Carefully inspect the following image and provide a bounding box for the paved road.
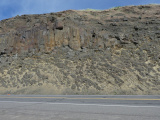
[0,95,160,120]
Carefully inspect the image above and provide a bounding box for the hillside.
[0,4,160,95]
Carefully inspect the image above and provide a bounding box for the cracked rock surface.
[0,4,160,95]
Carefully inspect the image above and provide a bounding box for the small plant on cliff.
[110,6,121,10]
[80,8,102,11]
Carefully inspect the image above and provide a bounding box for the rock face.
[0,4,160,95]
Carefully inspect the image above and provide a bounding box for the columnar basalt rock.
[0,5,160,95]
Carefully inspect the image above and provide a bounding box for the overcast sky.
[0,0,160,20]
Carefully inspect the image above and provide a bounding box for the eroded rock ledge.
[0,5,160,95]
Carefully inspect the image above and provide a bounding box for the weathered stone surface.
[0,4,160,95]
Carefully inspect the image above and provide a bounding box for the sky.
[0,0,160,21]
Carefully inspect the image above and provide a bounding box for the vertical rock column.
[68,27,81,50]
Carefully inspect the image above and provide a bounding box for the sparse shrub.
[110,6,121,10]
[80,8,102,11]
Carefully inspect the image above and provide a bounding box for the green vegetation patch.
[80,8,102,11]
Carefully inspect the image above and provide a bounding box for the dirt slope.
[0,4,160,95]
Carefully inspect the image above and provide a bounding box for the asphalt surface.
[0,95,160,120]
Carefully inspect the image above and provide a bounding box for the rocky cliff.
[0,4,160,95]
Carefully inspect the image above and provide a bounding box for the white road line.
[0,101,160,108]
